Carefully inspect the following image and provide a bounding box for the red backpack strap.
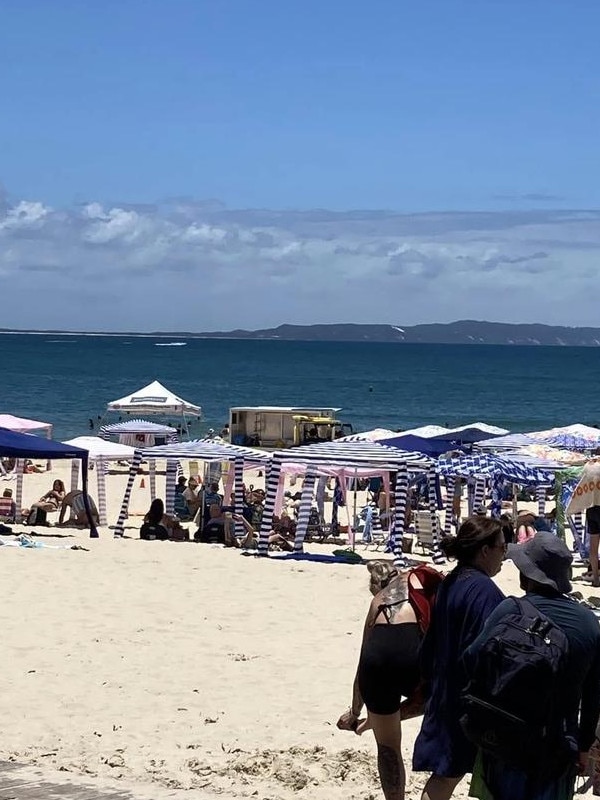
[408,565,444,635]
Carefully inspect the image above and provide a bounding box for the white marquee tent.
[64,436,136,526]
[106,381,201,435]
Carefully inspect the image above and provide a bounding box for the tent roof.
[428,422,509,442]
[106,381,201,416]
[477,433,539,449]
[63,436,136,460]
[0,414,52,432]
[398,425,451,438]
[338,428,397,442]
[436,452,557,484]
[100,419,178,435]
[273,440,431,469]
[526,424,600,451]
[0,427,88,460]
[138,438,272,464]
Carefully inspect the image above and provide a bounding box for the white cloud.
[0,194,599,330]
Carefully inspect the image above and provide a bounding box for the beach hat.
[507,531,572,594]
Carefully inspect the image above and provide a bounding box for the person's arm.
[230,514,254,547]
[577,636,600,753]
[337,598,377,730]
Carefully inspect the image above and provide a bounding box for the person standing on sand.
[412,517,506,800]
[465,533,600,800]
[337,562,422,800]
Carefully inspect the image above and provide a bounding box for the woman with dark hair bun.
[413,517,507,800]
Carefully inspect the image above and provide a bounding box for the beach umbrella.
[528,424,600,451]
[566,461,600,515]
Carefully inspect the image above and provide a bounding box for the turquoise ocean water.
[0,333,598,442]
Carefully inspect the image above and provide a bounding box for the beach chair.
[413,511,442,554]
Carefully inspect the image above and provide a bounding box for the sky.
[1,0,599,331]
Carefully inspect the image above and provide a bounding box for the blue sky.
[1,1,599,329]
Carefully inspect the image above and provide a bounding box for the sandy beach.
[0,462,596,799]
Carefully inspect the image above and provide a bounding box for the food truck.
[228,406,353,448]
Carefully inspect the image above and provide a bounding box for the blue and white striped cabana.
[99,419,179,443]
[258,440,436,565]
[113,439,271,537]
[436,452,559,527]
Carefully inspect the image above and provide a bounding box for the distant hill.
[2,320,600,345]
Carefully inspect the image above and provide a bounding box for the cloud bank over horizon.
[1,190,599,332]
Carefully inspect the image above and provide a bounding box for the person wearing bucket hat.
[466,531,600,800]
[507,531,573,594]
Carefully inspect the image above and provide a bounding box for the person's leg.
[368,710,405,800]
[590,534,599,586]
[421,775,463,800]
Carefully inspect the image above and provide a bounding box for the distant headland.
[1,321,600,346]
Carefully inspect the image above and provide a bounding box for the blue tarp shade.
[0,427,98,538]
[381,434,458,457]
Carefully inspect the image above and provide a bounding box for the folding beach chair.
[413,510,442,554]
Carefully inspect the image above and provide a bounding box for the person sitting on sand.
[33,479,66,512]
[0,488,16,522]
[141,498,187,540]
[57,490,100,527]
[337,561,422,800]
[183,476,202,517]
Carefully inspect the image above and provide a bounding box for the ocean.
[0,333,598,442]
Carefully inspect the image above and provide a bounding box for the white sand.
[0,462,595,798]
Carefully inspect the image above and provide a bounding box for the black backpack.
[460,597,576,775]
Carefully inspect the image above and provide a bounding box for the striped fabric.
[234,457,245,538]
[273,440,430,470]
[293,470,317,552]
[428,465,445,564]
[444,475,456,535]
[99,419,178,439]
[14,460,24,523]
[473,478,487,513]
[165,459,177,515]
[114,449,144,537]
[138,439,271,465]
[149,459,157,503]
[70,459,80,492]
[258,456,283,555]
[391,466,409,568]
[96,458,108,526]
[489,474,504,519]
[536,485,547,516]
[437,452,557,485]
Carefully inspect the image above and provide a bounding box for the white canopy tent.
[113,439,271,538]
[64,436,136,525]
[106,381,201,436]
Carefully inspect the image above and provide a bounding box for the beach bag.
[140,522,169,541]
[460,597,574,775]
[26,507,47,526]
[407,564,444,636]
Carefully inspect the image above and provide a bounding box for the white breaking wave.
[154,342,188,347]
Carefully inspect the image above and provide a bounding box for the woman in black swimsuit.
[337,561,421,800]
